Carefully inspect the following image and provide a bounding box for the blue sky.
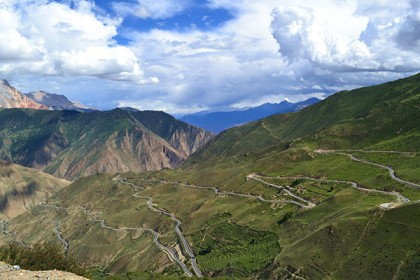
[0,0,419,114]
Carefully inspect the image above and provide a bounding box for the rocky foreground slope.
[0,262,87,280]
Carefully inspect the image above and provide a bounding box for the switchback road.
[316,149,420,190]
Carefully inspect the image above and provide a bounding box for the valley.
[0,74,419,279]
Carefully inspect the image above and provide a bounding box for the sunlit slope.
[187,73,420,166]
[0,160,69,219]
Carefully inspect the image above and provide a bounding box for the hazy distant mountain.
[0,108,214,179]
[0,80,48,110]
[181,98,320,133]
[26,90,96,112]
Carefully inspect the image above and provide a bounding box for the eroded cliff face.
[0,80,48,110]
[47,129,187,179]
[169,127,214,157]
[0,109,214,179]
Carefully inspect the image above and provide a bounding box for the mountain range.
[26,91,96,112]
[0,108,214,179]
[181,97,320,133]
[0,79,93,111]
[0,74,418,279]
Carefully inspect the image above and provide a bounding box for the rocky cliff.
[0,80,48,110]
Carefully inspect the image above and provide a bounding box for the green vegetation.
[0,242,87,277]
[189,214,280,277]
[0,74,419,279]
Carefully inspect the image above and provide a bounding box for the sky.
[0,0,419,115]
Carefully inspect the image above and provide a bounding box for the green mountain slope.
[0,109,214,179]
[1,74,419,279]
[187,73,420,166]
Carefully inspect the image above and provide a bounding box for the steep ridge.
[0,80,48,110]
[0,109,214,179]
[0,160,69,219]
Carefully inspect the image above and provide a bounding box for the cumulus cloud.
[0,0,154,83]
[113,0,192,19]
[1,0,419,114]
[271,0,420,72]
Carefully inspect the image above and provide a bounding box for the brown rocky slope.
[0,80,48,110]
[0,108,214,179]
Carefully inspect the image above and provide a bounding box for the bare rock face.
[0,80,48,110]
[48,129,186,178]
[26,91,95,111]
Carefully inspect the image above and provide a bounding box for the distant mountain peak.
[181,97,321,133]
[0,79,10,87]
[0,80,48,110]
[26,90,95,112]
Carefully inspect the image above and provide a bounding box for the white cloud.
[0,0,155,83]
[1,0,419,114]
[113,0,192,19]
[270,0,420,72]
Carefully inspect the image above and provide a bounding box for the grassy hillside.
[0,160,69,219]
[0,109,214,179]
[1,74,419,279]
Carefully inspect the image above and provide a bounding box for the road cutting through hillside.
[257,175,410,208]
[165,180,310,208]
[90,218,194,277]
[246,149,419,210]
[113,175,313,277]
[39,203,69,255]
[246,174,316,208]
[113,176,202,278]
[315,149,420,190]
[53,221,69,255]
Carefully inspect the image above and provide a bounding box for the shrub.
[0,242,88,277]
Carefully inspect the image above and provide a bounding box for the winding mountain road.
[90,218,193,277]
[39,203,70,254]
[262,175,410,205]
[316,149,420,190]
[247,174,316,208]
[245,148,420,209]
[114,176,203,278]
[166,180,309,208]
[53,221,69,255]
